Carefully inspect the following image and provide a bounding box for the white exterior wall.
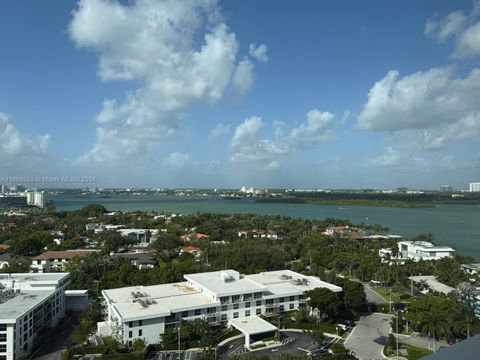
[30,259,70,273]
[101,294,305,346]
[470,182,480,192]
[0,283,67,360]
[398,241,454,261]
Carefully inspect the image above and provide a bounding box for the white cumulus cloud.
[425,0,480,59]
[229,110,335,167]
[357,66,480,149]
[249,43,269,63]
[69,0,262,162]
[0,113,50,159]
[209,122,231,138]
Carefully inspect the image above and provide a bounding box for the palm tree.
[420,312,449,352]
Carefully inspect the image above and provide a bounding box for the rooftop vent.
[290,278,309,286]
[279,274,293,280]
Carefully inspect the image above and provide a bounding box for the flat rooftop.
[0,273,68,283]
[184,270,266,297]
[246,270,342,296]
[229,316,278,335]
[410,276,455,295]
[103,282,218,322]
[0,273,69,321]
[0,290,53,321]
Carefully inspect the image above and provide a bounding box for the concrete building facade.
[0,273,70,360]
[97,269,342,347]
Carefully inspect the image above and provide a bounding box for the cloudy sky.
[0,0,479,189]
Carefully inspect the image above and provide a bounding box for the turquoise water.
[51,194,480,259]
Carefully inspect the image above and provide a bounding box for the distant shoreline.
[256,198,480,208]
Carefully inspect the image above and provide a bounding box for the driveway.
[364,285,388,304]
[395,333,448,352]
[344,313,393,360]
[216,331,337,359]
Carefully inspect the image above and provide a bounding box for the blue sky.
[0,0,479,189]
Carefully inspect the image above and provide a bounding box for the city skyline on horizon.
[1,0,479,189]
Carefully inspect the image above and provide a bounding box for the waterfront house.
[398,241,454,261]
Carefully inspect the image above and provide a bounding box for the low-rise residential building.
[461,263,480,276]
[409,275,455,295]
[238,230,279,240]
[179,233,209,242]
[179,246,203,259]
[97,269,342,346]
[0,244,10,251]
[117,229,159,247]
[111,252,156,269]
[30,251,91,273]
[0,273,70,360]
[398,241,454,261]
[0,254,12,270]
[323,226,366,239]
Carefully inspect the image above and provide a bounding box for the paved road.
[345,313,393,360]
[395,333,448,351]
[364,285,388,304]
[216,331,334,359]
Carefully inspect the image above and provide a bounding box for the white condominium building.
[97,269,342,346]
[0,273,70,360]
[470,182,480,192]
[398,241,455,261]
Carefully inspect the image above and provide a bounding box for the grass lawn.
[373,287,403,303]
[404,344,433,360]
[384,344,432,360]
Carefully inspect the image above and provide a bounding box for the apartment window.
[139,329,142,336]
[138,320,143,326]
[221,305,228,311]
[289,296,295,301]
[256,308,261,315]
[0,345,6,352]
[221,314,227,321]
[256,300,261,306]
[129,331,132,338]
[279,297,285,303]
[289,304,295,310]
[245,302,250,308]
[0,324,6,331]
[0,356,6,360]
[254,292,262,299]
[244,293,252,300]
[220,296,229,304]
[233,312,239,318]
[128,321,133,327]
[232,295,240,302]
[0,334,6,341]
[207,307,216,314]
[245,310,250,317]
[194,309,201,316]
[233,303,239,310]
[266,299,274,305]
[182,311,188,317]
[279,305,284,312]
